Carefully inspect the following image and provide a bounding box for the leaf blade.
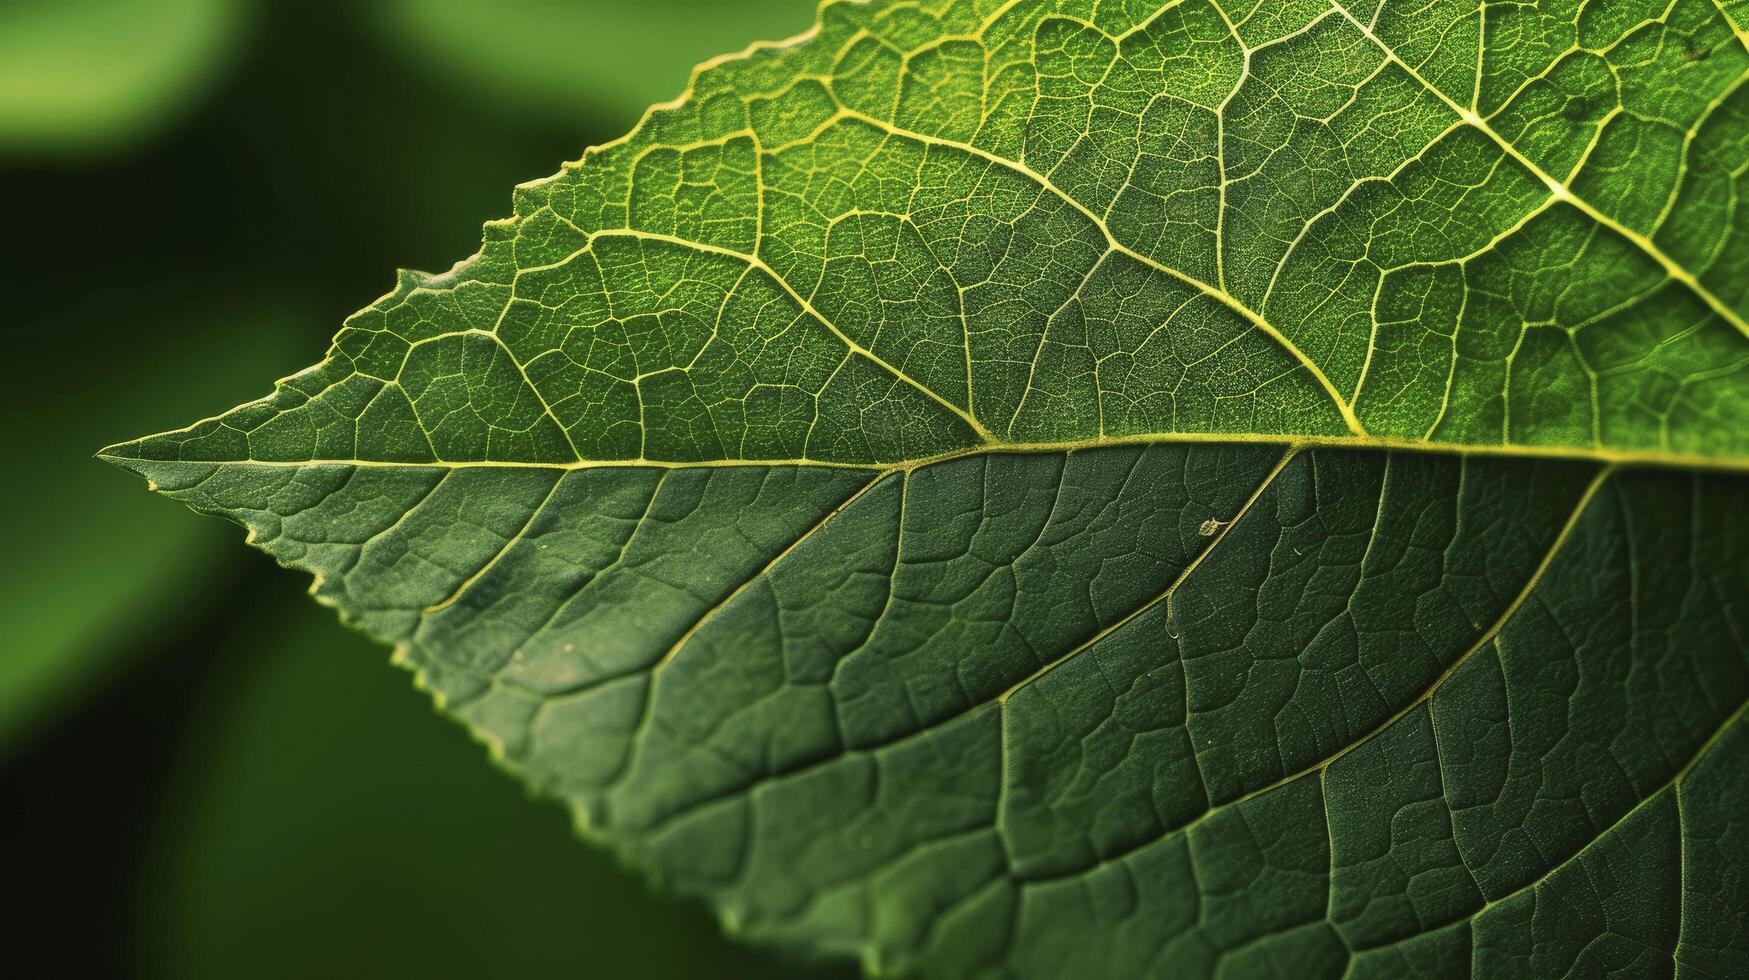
[103,0,1749,975]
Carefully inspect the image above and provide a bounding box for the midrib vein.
[103,3,1749,481]
[100,429,1749,475]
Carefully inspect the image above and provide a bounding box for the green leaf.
[0,0,246,157]
[103,0,1749,976]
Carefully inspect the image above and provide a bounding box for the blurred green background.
[0,1,853,976]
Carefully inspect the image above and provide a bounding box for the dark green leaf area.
[107,443,1749,977]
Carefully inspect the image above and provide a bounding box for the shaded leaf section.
[106,443,1749,976]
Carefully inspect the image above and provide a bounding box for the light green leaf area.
[103,0,1749,976]
[0,0,245,156]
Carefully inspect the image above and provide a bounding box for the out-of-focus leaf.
[137,593,848,979]
[370,0,816,124]
[0,0,247,156]
[0,297,301,748]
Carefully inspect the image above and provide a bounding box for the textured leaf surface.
[104,0,1749,976]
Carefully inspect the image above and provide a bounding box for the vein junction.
[118,432,1749,976]
[102,3,1749,973]
[111,0,1749,471]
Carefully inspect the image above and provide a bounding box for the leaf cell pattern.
[103,0,1749,976]
[111,0,1749,467]
[113,447,1749,976]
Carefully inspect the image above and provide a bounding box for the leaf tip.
[94,437,198,496]
[94,434,152,468]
